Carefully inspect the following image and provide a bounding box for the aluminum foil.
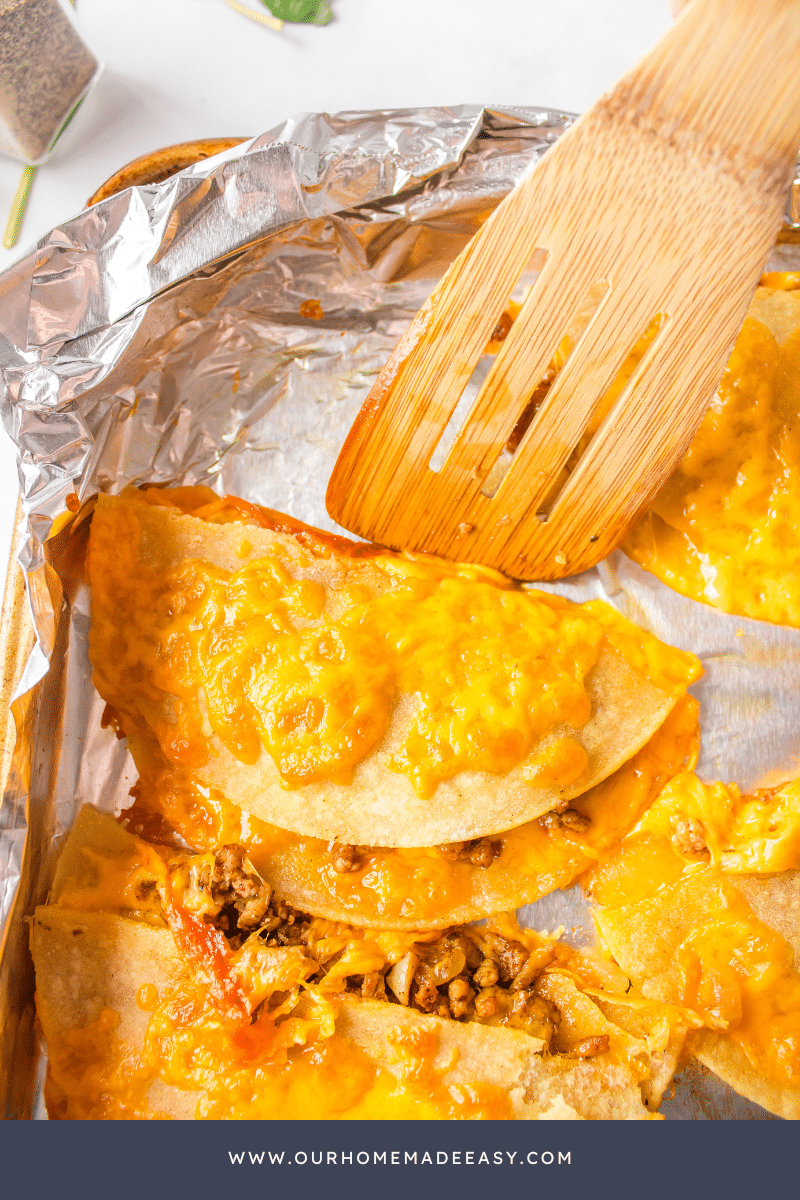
[1,104,799,1121]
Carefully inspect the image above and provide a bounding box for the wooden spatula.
[327,0,800,580]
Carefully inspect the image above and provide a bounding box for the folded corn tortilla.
[87,488,700,847]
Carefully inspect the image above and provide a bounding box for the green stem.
[3,165,36,250]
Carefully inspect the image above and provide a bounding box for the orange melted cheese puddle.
[624,274,800,627]
[590,771,800,1090]
[46,996,513,1120]
[144,982,513,1121]
[104,485,698,801]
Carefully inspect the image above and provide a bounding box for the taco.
[589,771,800,1119]
[124,693,699,929]
[87,485,701,848]
[32,807,694,1120]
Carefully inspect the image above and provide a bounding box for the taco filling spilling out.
[32,808,694,1120]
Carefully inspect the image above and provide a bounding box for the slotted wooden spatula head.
[327,0,800,580]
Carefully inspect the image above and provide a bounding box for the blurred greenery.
[260,0,332,25]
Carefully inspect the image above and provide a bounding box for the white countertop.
[0,0,673,607]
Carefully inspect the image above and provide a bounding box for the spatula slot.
[427,248,550,475]
[533,310,668,522]
[428,354,494,475]
[479,279,612,499]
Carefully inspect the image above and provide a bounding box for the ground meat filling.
[376,928,569,1041]
[435,838,503,867]
[328,837,504,872]
[329,843,366,873]
[177,844,313,949]
[572,1035,610,1058]
[670,814,706,857]
[172,846,580,1046]
[540,808,591,834]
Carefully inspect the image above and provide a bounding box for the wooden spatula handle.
[633,0,800,169]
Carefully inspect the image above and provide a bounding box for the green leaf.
[261,0,333,24]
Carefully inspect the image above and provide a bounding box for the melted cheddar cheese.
[42,813,686,1120]
[44,980,515,1120]
[123,694,699,928]
[153,1013,515,1121]
[112,486,697,804]
[676,903,800,1089]
[157,550,603,795]
[624,275,800,626]
[630,771,800,874]
[590,771,800,1090]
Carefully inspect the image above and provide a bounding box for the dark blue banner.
[0,1119,794,1200]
